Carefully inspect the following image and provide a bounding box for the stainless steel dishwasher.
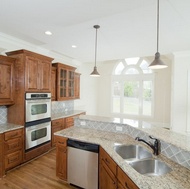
[67,139,99,189]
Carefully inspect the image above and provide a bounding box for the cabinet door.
[56,136,67,180]
[68,70,75,98]
[51,118,64,147]
[58,67,67,100]
[25,56,39,91]
[99,160,117,189]
[74,72,80,99]
[117,166,139,189]
[40,60,51,91]
[0,56,14,105]
[0,134,3,177]
[51,67,56,101]
[25,56,51,92]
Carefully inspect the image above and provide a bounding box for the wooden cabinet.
[117,166,139,189]
[51,118,65,147]
[99,147,117,189]
[6,49,53,126]
[0,55,15,105]
[51,67,57,101]
[65,112,85,128]
[0,134,3,178]
[52,63,77,101]
[99,147,139,189]
[56,136,67,180]
[65,116,74,128]
[4,128,23,172]
[6,49,53,93]
[74,72,80,99]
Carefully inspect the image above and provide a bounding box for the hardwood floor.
[0,149,77,189]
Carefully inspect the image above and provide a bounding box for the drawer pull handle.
[58,141,65,144]
[125,182,129,188]
[9,157,19,163]
[105,158,110,164]
[10,133,18,138]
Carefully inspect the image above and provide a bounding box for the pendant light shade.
[149,0,168,69]
[90,25,100,76]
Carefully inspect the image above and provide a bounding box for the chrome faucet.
[135,136,161,155]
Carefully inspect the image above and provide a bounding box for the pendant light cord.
[157,0,159,53]
[94,27,98,67]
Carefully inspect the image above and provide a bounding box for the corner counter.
[55,115,190,189]
[55,126,190,189]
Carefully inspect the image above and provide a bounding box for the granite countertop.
[55,127,190,189]
[0,123,24,134]
[79,115,190,152]
[51,110,85,121]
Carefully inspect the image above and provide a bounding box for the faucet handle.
[149,135,159,141]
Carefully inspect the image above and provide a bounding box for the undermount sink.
[114,144,153,162]
[129,159,172,176]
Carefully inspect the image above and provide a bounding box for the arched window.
[112,57,154,118]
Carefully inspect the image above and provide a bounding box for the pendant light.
[90,25,100,76]
[149,0,168,69]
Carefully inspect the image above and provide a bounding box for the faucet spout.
[135,136,161,156]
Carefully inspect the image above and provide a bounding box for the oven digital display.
[31,128,47,141]
[31,104,47,115]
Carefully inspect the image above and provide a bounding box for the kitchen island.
[55,115,190,189]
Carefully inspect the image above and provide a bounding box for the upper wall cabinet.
[0,55,15,105]
[52,63,80,101]
[6,49,54,92]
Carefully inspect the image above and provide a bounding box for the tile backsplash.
[75,118,190,170]
[51,101,74,114]
[0,106,7,124]
[0,101,74,124]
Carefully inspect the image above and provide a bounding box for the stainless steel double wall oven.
[25,93,51,151]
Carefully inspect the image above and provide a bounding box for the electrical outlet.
[116,126,123,131]
[81,121,86,126]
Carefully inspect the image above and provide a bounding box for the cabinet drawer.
[117,166,139,189]
[4,138,23,154]
[65,117,74,123]
[100,147,117,175]
[55,136,67,147]
[52,118,63,127]
[4,129,22,141]
[5,150,22,170]
[65,121,74,128]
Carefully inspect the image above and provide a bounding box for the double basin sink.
[114,144,172,176]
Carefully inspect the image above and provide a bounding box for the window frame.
[111,58,155,119]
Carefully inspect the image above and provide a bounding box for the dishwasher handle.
[67,139,99,153]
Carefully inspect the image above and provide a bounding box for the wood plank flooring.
[0,149,77,189]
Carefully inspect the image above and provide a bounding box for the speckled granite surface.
[55,127,190,189]
[51,110,85,120]
[0,123,24,133]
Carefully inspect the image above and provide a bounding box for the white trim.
[187,70,190,134]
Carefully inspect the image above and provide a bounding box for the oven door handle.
[26,123,50,131]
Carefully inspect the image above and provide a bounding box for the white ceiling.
[0,0,190,63]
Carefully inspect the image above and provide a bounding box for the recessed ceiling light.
[72,45,77,48]
[45,31,52,35]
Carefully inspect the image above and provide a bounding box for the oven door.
[25,121,51,150]
[25,99,51,123]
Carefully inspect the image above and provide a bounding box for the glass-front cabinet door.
[60,69,67,98]
[68,71,75,97]
[54,63,76,100]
